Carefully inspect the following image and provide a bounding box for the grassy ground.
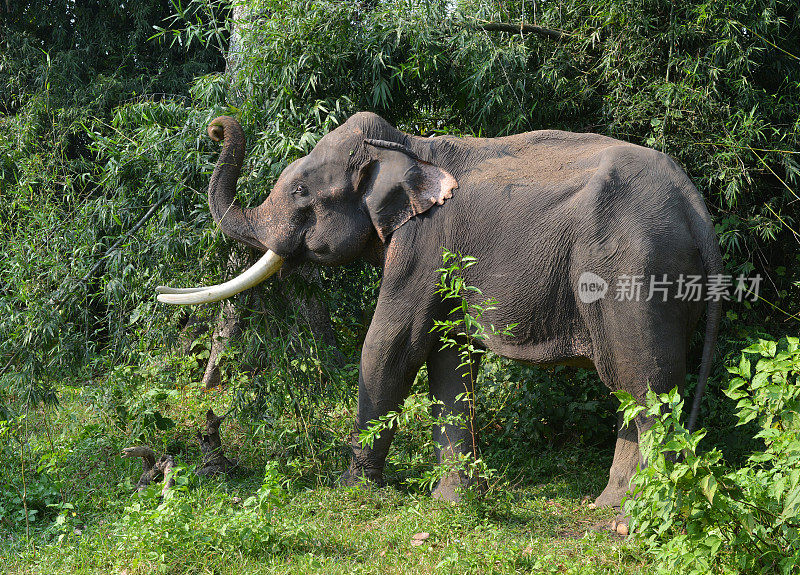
[0,383,647,575]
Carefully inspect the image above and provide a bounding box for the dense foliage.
[621,337,800,574]
[2,0,798,407]
[0,0,800,404]
[0,0,223,405]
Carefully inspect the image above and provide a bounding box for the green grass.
[0,386,647,575]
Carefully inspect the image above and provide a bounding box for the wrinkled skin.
[186,112,722,525]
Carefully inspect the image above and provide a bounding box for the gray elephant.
[158,112,722,530]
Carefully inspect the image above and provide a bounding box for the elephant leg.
[590,309,688,516]
[594,372,680,512]
[341,358,421,487]
[340,277,436,488]
[426,342,481,502]
[594,412,642,508]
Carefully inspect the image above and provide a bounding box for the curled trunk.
[206,117,264,251]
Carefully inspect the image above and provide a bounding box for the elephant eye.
[292,184,308,197]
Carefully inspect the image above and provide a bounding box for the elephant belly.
[469,274,595,367]
[485,328,595,368]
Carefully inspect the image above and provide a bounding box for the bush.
[619,336,800,574]
[111,462,288,572]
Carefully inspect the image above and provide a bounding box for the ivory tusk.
[156,250,283,305]
[156,286,208,294]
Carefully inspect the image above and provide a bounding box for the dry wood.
[121,447,180,494]
[122,410,239,496]
[121,446,159,491]
[156,455,177,497]
[196,409,238,476]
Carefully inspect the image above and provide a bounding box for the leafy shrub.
[96,364,178,442]
[619,336,800,574]
[478,360,617,452]
[0,469,61,532]
[112,462,288,572]
[0,415,63,534]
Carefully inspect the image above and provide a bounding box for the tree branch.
[472,19,569,42]
[79,192,173,284]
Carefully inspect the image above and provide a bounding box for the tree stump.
[196,408,238,476]
[122,409,239,493]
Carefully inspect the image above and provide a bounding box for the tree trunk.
[226,3,250,104]
[201,250,245,390]
[201,295,241,390]
[198,5,251,390]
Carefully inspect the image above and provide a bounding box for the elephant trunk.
[155,117,283,305]
[206,116,265,251]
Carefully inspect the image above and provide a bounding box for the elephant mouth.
[156,250,284,305]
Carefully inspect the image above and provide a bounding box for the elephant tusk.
[156,286,208,294]
[156,250,283,305]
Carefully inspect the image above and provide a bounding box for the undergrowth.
[620,336,800,574]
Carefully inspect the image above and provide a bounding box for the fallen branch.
[121,409,239,494]
[158,455,177,497]
[121,446,178,494]
[121,445,159,491]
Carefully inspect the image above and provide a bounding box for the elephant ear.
[360,139,457,242]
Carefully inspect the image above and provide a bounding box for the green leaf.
[750,369,770,389]
[153,411,175,431]
[738,354,751,378]
[705,535,722,555]
[779,485,800,524]
[748,452,773,463]
[699,473,717,505]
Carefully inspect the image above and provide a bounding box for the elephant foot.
[339,432,388,488]
[431,472,463,502]
[591,483,633,536]
[592,483,627,509]
[431,469,485,502]
[339,458,385,488]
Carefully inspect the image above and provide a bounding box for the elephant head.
[157,112,457,304]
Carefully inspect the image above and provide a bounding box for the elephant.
[157,112,722,531]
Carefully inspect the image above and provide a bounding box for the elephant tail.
[687,299,721,433]
[686,223,724,434]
